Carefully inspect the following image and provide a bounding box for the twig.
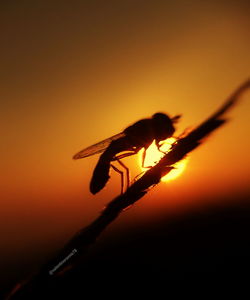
[6,79,250,299]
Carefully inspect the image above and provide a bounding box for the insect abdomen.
[90,157,110,194]
[89,137,134,194]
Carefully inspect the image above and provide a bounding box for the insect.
[73,113,181,194]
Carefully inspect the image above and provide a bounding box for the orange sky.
[1,0,250,287]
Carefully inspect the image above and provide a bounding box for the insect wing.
[73,132,125,159]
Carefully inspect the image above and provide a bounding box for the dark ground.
[3,192,250,299]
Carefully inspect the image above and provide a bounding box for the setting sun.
[139,138,188,182]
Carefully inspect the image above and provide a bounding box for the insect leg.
[112,150,137,161]
[110,164,124,194]
[155,141,168,155]
[142,148,147,168]
[116,159,130,191]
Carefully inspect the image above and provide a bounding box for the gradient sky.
[1,0,250,288]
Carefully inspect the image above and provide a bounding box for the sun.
[139,138,188,181]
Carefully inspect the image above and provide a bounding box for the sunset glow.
[1,2,250,294]
[139,138,188,181]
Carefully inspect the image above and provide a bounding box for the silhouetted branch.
[6,79,250,299]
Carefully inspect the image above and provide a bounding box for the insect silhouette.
[73,113,181,194]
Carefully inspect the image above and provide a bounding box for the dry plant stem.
[37,79,250,276]
[7,80,250,299]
